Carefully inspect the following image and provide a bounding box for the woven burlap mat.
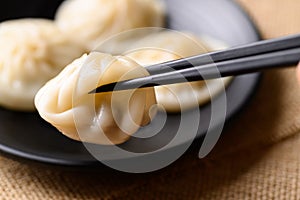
[1,0,300,199]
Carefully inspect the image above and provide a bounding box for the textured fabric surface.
[1,0,300,199]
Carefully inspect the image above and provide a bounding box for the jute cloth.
[1,0,300,199]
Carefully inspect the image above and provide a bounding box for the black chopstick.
[146,33,300,74]
[90,47,300,93]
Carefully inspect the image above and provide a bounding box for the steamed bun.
[35,52,157,145]
[55,0,165,50]
[0,19,84,111]
[125,31,233,112]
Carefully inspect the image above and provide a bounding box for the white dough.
[125,31,233,112]
[55,0,165,51]
[0,19,84,111]
[35,52,157,145]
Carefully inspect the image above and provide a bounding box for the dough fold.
[0,19,84,111]
[125,31,233,112]
[55,0,165,50]
[35,52,157,145]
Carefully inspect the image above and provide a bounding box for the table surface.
[1,0,300,199]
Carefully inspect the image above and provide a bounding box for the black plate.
[0,0,260,166]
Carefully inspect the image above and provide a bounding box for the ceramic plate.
[0,0,260,166]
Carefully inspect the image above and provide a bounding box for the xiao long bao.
[0,19,84,111]
[35,52,157,145]
[125,31,233,112]
[55,0,166,51]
